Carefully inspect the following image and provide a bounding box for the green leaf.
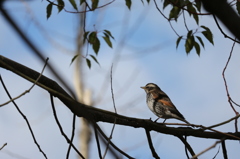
[196,36,204,48]
[201,26,214,45]
[57,0,65,13]
[90,55,100,66]
[193,13,199,25]
[80,0,85,5]
[103,34,113,48]
[46,3,53,19]
[194,0,201,12]
[70,54,79,65]
[185,35,194,54]
[83,31,90,43]
[104,30,114,39]
[176,36,183,48]
[163,0,170,9]
[86,58,91,69]
[237,1,240,15]
[88,32,97,44]
[69,0,78,10]
[125,0,132,10]
[194,42,200,56]
[92,37,100,55]
[169,6,181,21]
[92,0,99,10]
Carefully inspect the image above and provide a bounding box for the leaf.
[125,0,132,10]
[69,0,78,10]
[92,37,100,55]
[46,3,53,19]
[193,13,199,25]
[163,0,170,9]
[92,0,99,11]
[185,35,194,54]
[103,35,113,48]
[90,55,100,66]
[194,0,201,12]
[86,58,91,69]
[104,30,114,39]
[201,26,214,45]
[88,32,97,44]
[169,6,181,21]
[80,0,85,5]
[146,0,150,4]
[70,54,79,65]
[196,36,204,48]
[57,0,65,13]
[176,36,183,48]
[194,42,201,56]
[83,31,90,43]
[237,1,240,15]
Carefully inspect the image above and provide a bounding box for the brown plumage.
[141,83,189,124]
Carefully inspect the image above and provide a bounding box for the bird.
[141,83,190,124]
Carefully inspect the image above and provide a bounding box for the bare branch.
[93,125,103,159]
[190,140,221,159]
[145,129,160,159]
[221,140,228,159]
[49,94,85,159]
[0,143,7,151]
[177,136,196,159]
[0,75,48,159]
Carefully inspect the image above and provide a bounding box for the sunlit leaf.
[169,6,181,21]
[103,34,113,48]
[69,0,78,10]
[125,0,132,10]
[57,0,65,13]
[46,3,53,19]
[104,30,114,39]
[92,0,99,10]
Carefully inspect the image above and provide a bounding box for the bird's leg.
[154,117,160,122]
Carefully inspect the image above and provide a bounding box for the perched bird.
[141,83,189,124]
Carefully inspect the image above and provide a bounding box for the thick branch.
[1,55,240,140]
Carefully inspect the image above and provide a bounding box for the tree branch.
[1,55,240,140]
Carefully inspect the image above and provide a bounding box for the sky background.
[1,0,240,159]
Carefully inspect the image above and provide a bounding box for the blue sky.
[1,0,240,159]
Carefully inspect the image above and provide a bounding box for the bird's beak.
[140,86,146,90]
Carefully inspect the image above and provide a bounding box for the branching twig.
[0,76,48,159]
[93,124,103,159]
[0,58,49,107]
[177,136,196,159]
[222,39,239,132]
[190,140,221,159]
[145,129,160,159]
[49,94,85,159]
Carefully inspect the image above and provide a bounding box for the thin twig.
[0,58,49,107]
[177,136,196,159]
[0,77,48,159]
[205,114,240,129]
[190,140,221,159]
[110,64,117,114]
[0,143,7,150]
[222,39,239,132]
[102,119,117,159]
[212,145,220,159]
[93,124,103,159]
[49,94,85,159]
[153,0,168,20]
[145,129,160,159]
[66,114,77,159]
